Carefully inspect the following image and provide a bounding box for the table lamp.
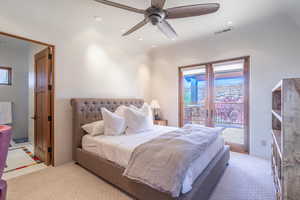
[150,100,160,120]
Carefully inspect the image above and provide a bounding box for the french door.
[179,57,250,153]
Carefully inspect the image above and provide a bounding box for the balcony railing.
[184,102,244,128]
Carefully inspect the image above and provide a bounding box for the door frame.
[0,31,55,166]
[178,56,250,153]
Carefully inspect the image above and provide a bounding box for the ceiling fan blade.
[122,18,149,36]
[151,0,166,9]
[157,20,177,40]
[94,0,145,14]
[166,3,220,19]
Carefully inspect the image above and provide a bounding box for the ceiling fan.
[94,0,220,40]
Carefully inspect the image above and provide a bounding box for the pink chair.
[0,125,12,200]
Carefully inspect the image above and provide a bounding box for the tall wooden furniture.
[0,125,12,200]
[271,79,300,200]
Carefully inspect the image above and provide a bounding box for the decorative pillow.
[125,104,154,135]
[101,108,126,136]
[130,103,153,122]
[115,105,127,117]
[81,120,104,136]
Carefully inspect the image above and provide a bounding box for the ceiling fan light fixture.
[150,15,161,25]
[94,0,220,40]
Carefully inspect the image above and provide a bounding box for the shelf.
[272,80,282,92]
[271,129,282,160]
[272,109,282,122]
[272,156,282,195]
[270,78,300,200]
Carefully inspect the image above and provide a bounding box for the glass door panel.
[181,66,208,126]
[179,57,249,153]
[212,60,245,148]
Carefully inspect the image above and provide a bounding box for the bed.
[71,98,230,200]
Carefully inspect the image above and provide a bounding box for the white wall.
[0,1,152,165]
[149,15,300,159]
[52,32,151,165]
[0,44,29,140]
[27,43,47,146]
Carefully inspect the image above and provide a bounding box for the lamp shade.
[150,100,160,109]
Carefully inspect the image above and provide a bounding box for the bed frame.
[71,98,230,200]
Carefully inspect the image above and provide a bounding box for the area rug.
[4,147,42,173]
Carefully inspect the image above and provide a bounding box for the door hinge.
[48,147,52,153]
[48,54,52,60]
[48,85,52,90]
[48,116,52,121]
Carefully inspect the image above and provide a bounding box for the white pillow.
[125,104,154,135]
[101,108,126,136]
[130,103,153,123]
[115,105,127,117]
[81,120,104,136]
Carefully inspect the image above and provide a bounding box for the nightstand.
[154,120,168,126]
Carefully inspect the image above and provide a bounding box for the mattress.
[82,125,224,194]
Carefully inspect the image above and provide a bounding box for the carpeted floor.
[209,152,275,200]
[7,152,275,200]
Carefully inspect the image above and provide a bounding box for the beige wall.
[149,15,300,159]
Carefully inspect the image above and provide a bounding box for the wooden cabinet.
[271,79,300,200]
[154,120,168,126]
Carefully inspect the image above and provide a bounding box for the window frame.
[178,56,250,154]
[0,66,12,86]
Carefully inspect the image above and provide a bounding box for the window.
[179,57,250,153]
[0,67,12,85]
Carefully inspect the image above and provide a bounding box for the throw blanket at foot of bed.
[123,125,223,197]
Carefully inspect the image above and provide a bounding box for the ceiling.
[0,0,299,51]
[83,0,297,46]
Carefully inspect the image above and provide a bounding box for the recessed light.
[94,16,102,22]
[227,21,233,26]
[138,37,143,41]
[151,45,157,48]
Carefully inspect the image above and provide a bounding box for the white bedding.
[82,125,224,194]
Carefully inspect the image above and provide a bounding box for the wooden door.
[34,48,53,165]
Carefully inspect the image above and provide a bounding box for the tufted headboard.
[70,98,144,160]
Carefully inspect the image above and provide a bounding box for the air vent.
[214,27,232,35]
